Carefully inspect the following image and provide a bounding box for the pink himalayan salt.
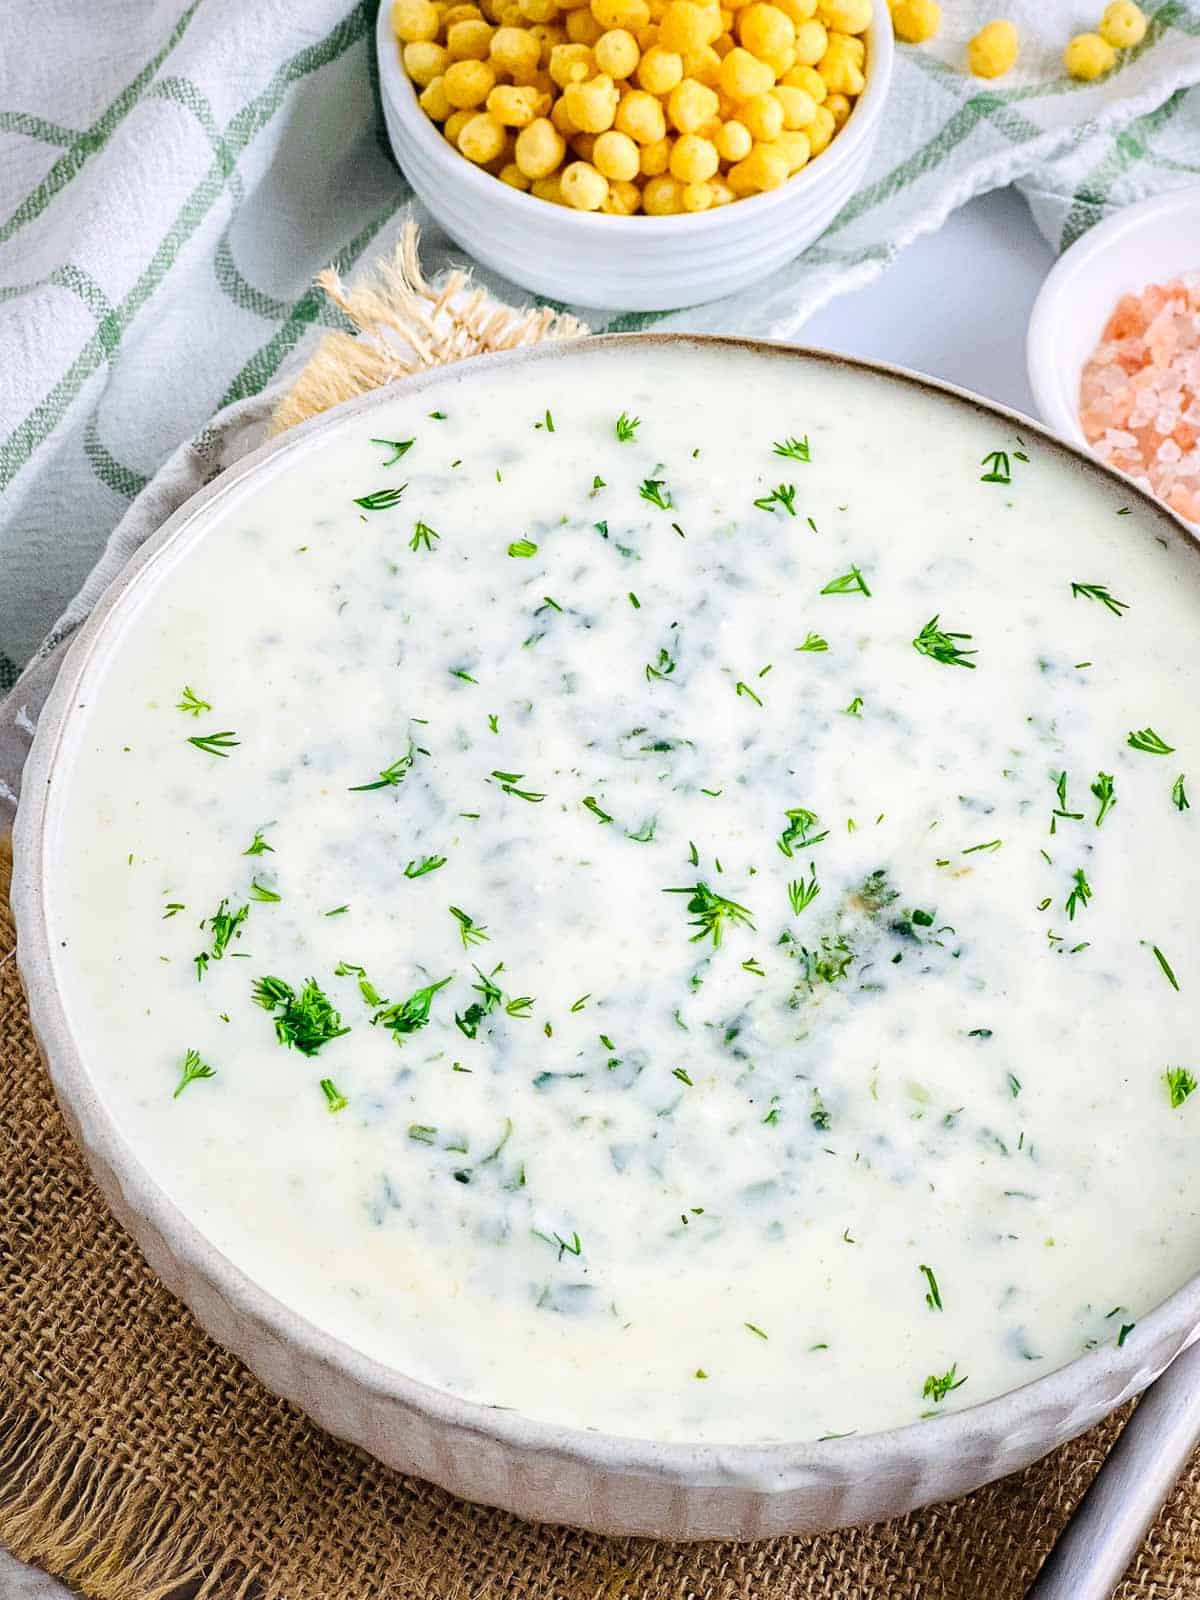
[1079,272,1200,524]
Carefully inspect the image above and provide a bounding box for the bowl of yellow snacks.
[376,0,892,309]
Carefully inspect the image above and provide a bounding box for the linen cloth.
[3,0,1200,735]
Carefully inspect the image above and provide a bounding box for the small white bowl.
[1026,187,1200,448]
[376,0,893,312]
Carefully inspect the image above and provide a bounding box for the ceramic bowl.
[375,0,894,312]
[1026,186,1200,449]
[13,336,1200,1542]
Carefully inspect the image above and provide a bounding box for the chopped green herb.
[778,808,828,856]
[796,632,828,652]
[744,1322,769,1340]
[843,696,864,716]
[979,450,1012,484]
[410,521,439,552]
[405,855,447,878]
[673,1066,693,1086]
[664,881,755,946]
[354,486,407,511]
[639,478,672,510]
[176,686,211,717]
[370,436,414,465]
[962,839,1002,855]
[1071,582,1129,616]
[615,411,640,442]
[735,680,763,706]
[535,408,555,432]
[449,906,490,948]
[773,435,811,462]
[491,768,545,802]
[1149,943,1181,991]
[348,743,418,791]
[173,1047,215,1099]
[507,538,538,558]
[913,615,977,669]
[1166,1067,1196,1108]
[820,566,871,597]
[162,901,185,919]
[918,1264,942,1311]
[582,795,614,823]
[753,483,797,516]
[1091,771,1117,826]
[788,867,820,915]
[922,1364,967,1403]
[320,1078,349,1113]
[1065,868,1092,921]
[243,829,274,856]
[1173,774,1189,812]
[187,730,239,757]
[373,975,453,1043]
[249,878,281,903]
[1128,727,1175,755]
[252,976,350,1055]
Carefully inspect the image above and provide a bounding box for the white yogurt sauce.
[45,340,1200,1445]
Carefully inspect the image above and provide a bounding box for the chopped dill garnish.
[582,795,614,823]
[370,436,414,465]
[919,1264,942,1311]
[820,566,871,597]
[810,1088,830,1130]
[252,976,350,1055]
[505,995,535,1017]
[788,867,820,915]
[404,855,447,878]
[615,411,640,442]
[773,435,811,462]
[843,696,864,716]
[1166,1067,1196,1108]
[491,769,545,802]
[742,957,765,977]
[449,905,490,947]
[979,450,1012,484]
[320,1078,349,1113]
[744,1322,769,1340]
[753,483,797,516]
[162,901,185,919]
[1149,943,1180,991]
[1091,771,1117,826]
[353,486,407,511]
[373,975,453,1043]
[639,478,672,510]
[243,829,274,856]
[187,730,239,757]
[507,538,538,558]
[249,878,281,903]
[410,521,439,552]
[535,408,555,432]
[455,964,504,1039]
[673,1066,693,1086]
[796,632,828,652]
[570,994,590,1012]
[645,647,676,682]
[1071,581,1129,616]
[200,899,248,967]
[664,881,755,946]
[922,1364,966,1403]
[1173,774,1189,812]
[912,615,977,669]
[1065,868,1092,921]
[1128,727,1174,755]
[348,742,418,791]
[777,807,828,857]
[735,680,763,706]
[173,1047,215,1099]
[962,839,1002,855]
[176,686,211,717]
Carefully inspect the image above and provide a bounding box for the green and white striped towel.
[2,0,1200,735]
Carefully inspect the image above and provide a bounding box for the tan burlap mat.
[5,237,1200,1598]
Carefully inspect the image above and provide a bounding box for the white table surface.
[1,183,1056,1600]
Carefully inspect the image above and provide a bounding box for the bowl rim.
[1025,185,1200,448]
[374,0,895,235]
[13,332,1200,1495]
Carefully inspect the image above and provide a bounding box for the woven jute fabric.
[5,248,1200,1598]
